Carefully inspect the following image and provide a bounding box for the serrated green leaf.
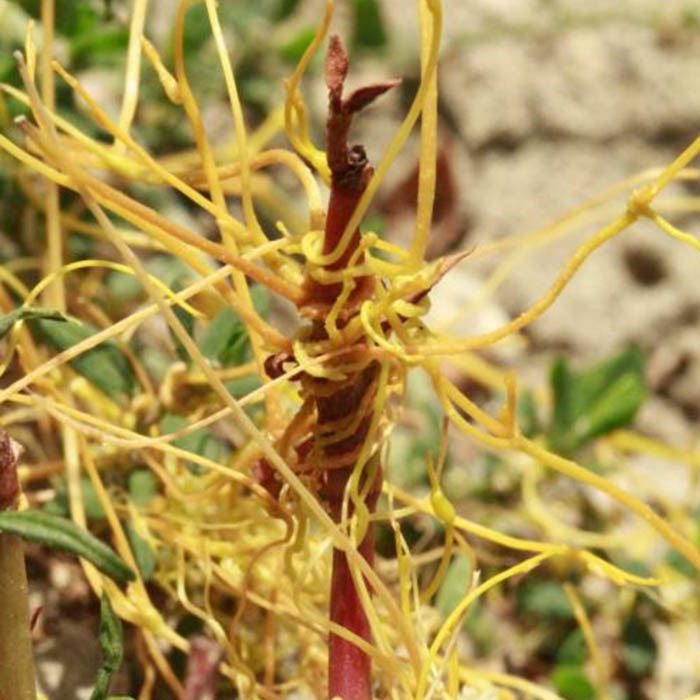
[551,665,595,700]
[0,511,135,583]
[0,307,67,341]
[29,318,135,398]
[90,594,125,700]
[125,523,156,581]
[435,555,472,620]
[352,0,387,49]
[549,347,646,453]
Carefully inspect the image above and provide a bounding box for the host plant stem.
[0,434,36,700]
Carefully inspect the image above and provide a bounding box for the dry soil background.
[360,0,700,447]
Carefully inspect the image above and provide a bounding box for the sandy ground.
[351,0,700,446]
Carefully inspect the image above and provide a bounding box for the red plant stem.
[328,470,375,699]
[297,35,398,699]
[324,176,365,266]
[319,172,375,699]
[320,145,377,700]
[303,155,372,309]
[327,463,381,700]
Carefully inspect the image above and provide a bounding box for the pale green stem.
[0,433,36,700]
[0,534,36,700]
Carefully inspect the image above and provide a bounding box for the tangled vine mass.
[1,0,700,698]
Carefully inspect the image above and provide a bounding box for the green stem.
[0,431,36,700]
[0,532,36,700]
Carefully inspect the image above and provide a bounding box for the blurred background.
[2,1,700,698]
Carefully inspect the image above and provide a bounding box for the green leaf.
[200,308,249,367]
[275,0,302,20]
[140,256,198,363]
[352,0,387,49]
[557,629,586,665]
[665,548,698,579]
[279,27,317,63]
[127,469,158,507]
[160,414,229,472]
[138,346,171,384]
[68,233,94,259]
[0,307,67,341]
[624,644,656,677]
[29,318,135,398]
[682,6,700,27]
[551,665,595,700]
[125,523,156,581]
[250,284,270,318]
[173,301,195,363]
[199,287,267,368]
[622,615,657,677]
[610,556,652,579]
[549,347,646,453]
[146,255,193,290]
[90,594,125,700]
[240,76,278,108]
[517,581,573,619]
[517,388,540,438]
[363,213,386,236]
[71,26,129,68]
[105,270,143,308]
[435,555,472,620]
[44,477,105,521]
[0,511,135,583]
[10,0,100,37]
[176,2,210,52]
[226,374,261,400]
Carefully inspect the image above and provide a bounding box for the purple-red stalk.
[310,37,397,700]
[257,36,398,699]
